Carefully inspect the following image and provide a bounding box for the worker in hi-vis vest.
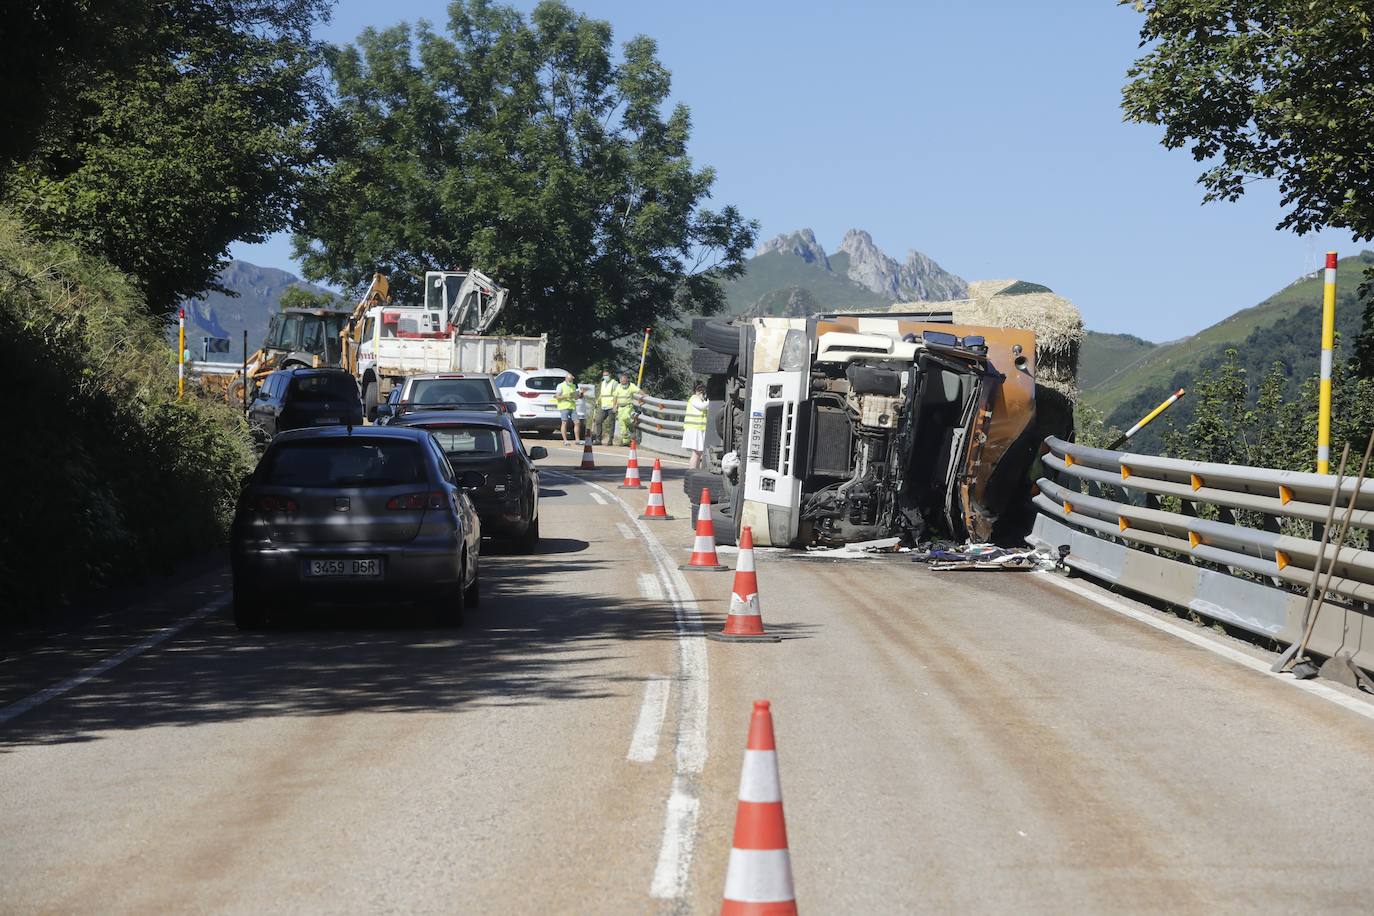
[614,371,640,447]
[681,382,708,468]
[595,369,618,445]
[555,372,578,445]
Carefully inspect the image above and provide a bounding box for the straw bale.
[893,279,1083,399]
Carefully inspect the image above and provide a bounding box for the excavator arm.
[341,273,390,374]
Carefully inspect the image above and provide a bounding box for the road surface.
[3,445,1374,913]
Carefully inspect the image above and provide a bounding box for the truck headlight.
[780,329,809,371]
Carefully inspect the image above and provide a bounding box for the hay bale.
[893,279,1083,399]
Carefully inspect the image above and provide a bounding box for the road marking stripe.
[545,470,708,899]
[628,675,671,763]
[0,595,229,727]
[1037,572,1374,723]
[638,573,664,602]
[590,491,608,505]
[616,522,635,540]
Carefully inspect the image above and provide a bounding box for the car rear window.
[288,374,358,402]
[408,378,495,405]
[261,439,425,488]
[525,375,562,391]
[427,426,501,455]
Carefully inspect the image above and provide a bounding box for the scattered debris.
[911,540,1057,572]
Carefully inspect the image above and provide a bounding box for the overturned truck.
[685,311,1045,547]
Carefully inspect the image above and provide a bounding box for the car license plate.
[544,404,559,411]
[303,558,381,578]
[314,416,341,425]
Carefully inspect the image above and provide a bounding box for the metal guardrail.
[632,392,689,458]
[1030,436,1374,674]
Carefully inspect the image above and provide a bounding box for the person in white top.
[574,382,591,442]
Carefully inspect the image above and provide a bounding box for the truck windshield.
[261,440,423,488]
[408,378,495,405]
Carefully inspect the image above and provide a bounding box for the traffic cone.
[707,527,779,642]
[719,700,796,915]
[619,441,643,489]
[580,437,596,470]
[681,488,728,571]
[638,458,674,520]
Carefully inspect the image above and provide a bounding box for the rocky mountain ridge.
[752,227,968,303]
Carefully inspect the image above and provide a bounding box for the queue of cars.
[234,370,545,630]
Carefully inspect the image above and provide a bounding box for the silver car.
[230,426,482,629]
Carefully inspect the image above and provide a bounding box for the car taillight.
[386,491,449,510]
[501,430,516,457]
[256,495,298,513]
[517,391,540,398]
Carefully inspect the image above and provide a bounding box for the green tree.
[292,0,757,370]
[1164,348,1249,463]
[1122,2,1374,369]
[2,0,332,317]
[278,286,345,312]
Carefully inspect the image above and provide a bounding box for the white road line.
[1038,572,1374,723]
[638,573,664,602]
[545,470,708,899]
[589,491,608,505]
[616,522,635,540]
[628,675,671,763]
[0,595,229,727]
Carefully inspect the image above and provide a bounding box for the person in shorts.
[574,381,591,442]
[555,373,578,444]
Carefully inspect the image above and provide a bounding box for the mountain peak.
[837,228,968,301]
[756,228,830,270]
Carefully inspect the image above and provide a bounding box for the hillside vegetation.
[0,213,255,622]
[1077,331,1159,391]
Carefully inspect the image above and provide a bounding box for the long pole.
[1318,251,1337,473]
[636,326,651,387]
[242,330,249,415]
[1106,388,1185,451]
[177,308,185,400]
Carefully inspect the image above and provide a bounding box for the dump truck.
[684,312,1043,547]
[341,270,547,418]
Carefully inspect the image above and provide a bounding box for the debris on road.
[800,536,902,559]
[910,541,1056,571]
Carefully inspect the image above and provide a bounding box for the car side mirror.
[460,471,486,489]
[529,446,548,460]
[504,401,517,414]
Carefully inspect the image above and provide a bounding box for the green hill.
[1078,331,1159,391]
[177,260,337,361]
[1085,250,1374,448]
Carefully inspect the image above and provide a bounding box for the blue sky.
[231,0,1364,341]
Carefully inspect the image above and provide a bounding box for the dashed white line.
[638,573,664,602]
[590,492,608,505]
[0,595,229,726]
[628,675,671,763]
[616,522,635,540]
[649,781,701,898]
[1037,572,1374,723]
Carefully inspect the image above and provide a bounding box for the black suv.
[249,368,364,442]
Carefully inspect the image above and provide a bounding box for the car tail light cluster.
[386,491,449,511]
[501,430,516,457]
[256,495,298,513]
[517,391,540,398]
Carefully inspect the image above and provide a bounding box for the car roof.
[390,409,508,426]
[523,368,569,377]
[271,425,433,443]
[273,367,354,378]
[403,372,494,381]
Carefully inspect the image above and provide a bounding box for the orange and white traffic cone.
[720,700,797,915]
[580,437,596,470]
[707,526,778,642]
[619,441,643,489]
[681,488,728,571]
[639,458,674,520]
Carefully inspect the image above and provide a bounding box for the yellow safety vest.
[684,394,707,431]
[598,378,617,408]
[555,382,577,410]
[615,382,640,413]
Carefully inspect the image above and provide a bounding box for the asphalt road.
[4,444,1374,913]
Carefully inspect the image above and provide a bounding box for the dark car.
[389,373,513,420]
[248,368,364,442]
[389,409,546,551]
[230,426,482,630]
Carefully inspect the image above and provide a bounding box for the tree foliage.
[1,0,331,317]
[292,0,757,370]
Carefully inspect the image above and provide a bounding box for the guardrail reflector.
[1279,485,1293,505]
[1188,531,1201,548]
[1275,550,1290,571]
[1064,454,1075,468]
[1063,501,1074,514]
[1120,465,1131,480]
[1191,473,1204,491]
[1118,516,1129,531]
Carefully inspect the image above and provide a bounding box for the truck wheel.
[363,380,378,420]
[691,346,736,375]
[694,319,741,357]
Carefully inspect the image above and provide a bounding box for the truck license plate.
[747,413,764,460]
[303,558,381,578]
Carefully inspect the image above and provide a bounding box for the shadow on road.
[0,548,683,750]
